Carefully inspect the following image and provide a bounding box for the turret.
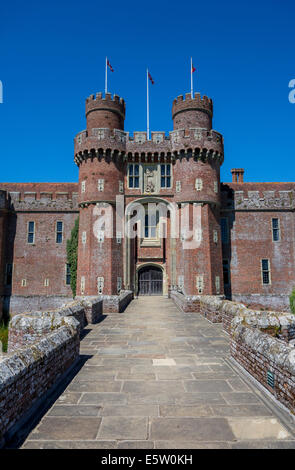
[86,92,126,131]
[172,93,213,130]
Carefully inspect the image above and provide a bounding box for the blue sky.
[0,0,294,183]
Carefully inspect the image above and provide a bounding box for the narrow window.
[21,279,27,287]
[160,164,171,188]
[81,181,86,193]
[196,275,204,294]
[213,230,218,243]
[261,259,271,285]
[223,259,230,286]
[98,179,104,192]
[220,218,228,243]
[176,181,181,192]
[82,231,86,244]
[128,164,139,188]
[97,277,104,294]
[81,276,85,294]
[214,181,218,193]
[272,218,280,241]
[117,277,122,293]
[56,221,63,243]
[119,180,124,193]
[195,178,203,191]
[66,264,71,285]
[5,263,13,286]
[116,231,122,244]
[215,275,220,294]
[27,221,35,244]
[144,211,159,238]
[44,278,49,287]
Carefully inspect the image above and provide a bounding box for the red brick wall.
[221,182,295,308]
[0,184,79,311]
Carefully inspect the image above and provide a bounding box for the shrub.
[0,319,9,353]
[66,217,79,298]
[290,288,295,314]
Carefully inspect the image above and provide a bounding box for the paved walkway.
[22,297,295,449]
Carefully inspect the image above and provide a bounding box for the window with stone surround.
[56,221,63,244]
[160,164,171,188]
[27,221,35,244]
[21,279,27,287]
[81,181,86,193]
[220,218,229,243]
[145,210,159,239]
[82,231,86,244]
[128,164,140,188]
[261,259,271,285]
[44,278,49,287]
[214,181,218,193]
[176,181,181,192]
[272,218,280,241]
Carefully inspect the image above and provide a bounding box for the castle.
[0,90,294,316]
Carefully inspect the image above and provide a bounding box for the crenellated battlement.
[0,184,79,212]
[172,93,213,118]
[86,92,126,120]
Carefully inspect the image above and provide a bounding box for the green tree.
[290,288,295,315]
[67,217,79,297]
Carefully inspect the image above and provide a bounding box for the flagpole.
[147,68,150,141]
[105,56,108,95]
[191,57,193,98]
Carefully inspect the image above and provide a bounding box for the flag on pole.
[107,59,114,72]
[147,69,155,141]
[148,72,154,85]
[190,57,195,98]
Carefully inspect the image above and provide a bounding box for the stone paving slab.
[21,297,295,449]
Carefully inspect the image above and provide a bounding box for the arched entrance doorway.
[138,266,163,296]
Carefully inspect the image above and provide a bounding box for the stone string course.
[171,291,295,414]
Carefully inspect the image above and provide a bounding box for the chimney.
[231,168,244,183]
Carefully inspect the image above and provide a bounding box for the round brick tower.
[74,93,126,298]
[171,92,224,296]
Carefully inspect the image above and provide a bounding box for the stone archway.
[137,265,163,296]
